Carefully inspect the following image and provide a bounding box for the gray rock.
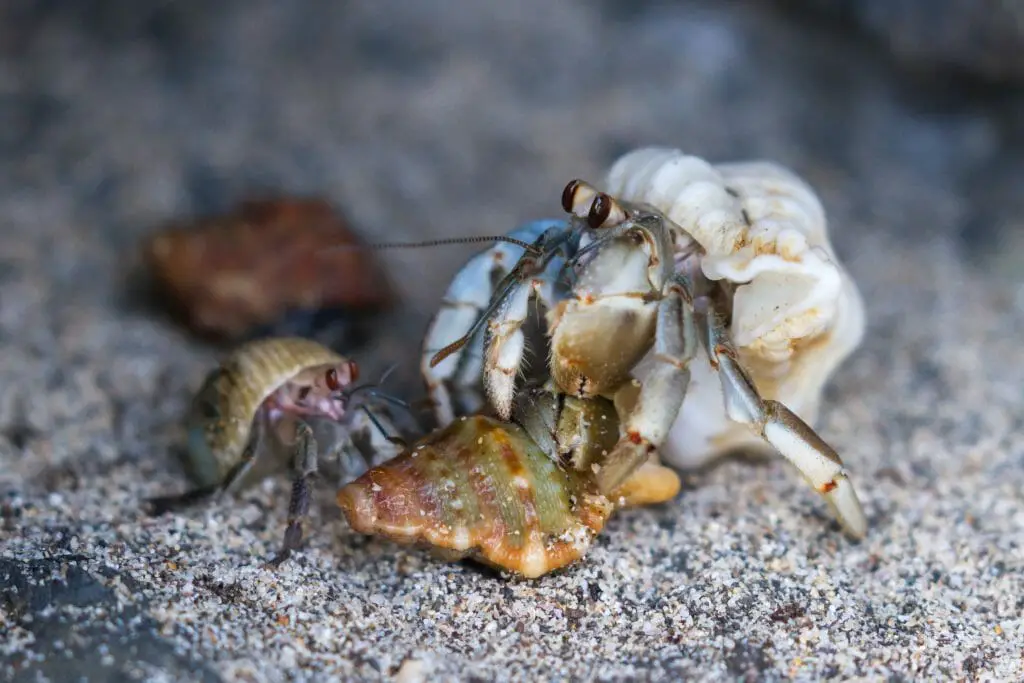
[1,556,220,682]
[776,0,1024,83]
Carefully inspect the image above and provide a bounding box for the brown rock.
[142,198,395,340]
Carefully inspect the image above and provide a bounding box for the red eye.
[346,360,359,383]
[325,368,341,392]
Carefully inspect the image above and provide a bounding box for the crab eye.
[561,180,582,213]
[325,368,342,392]
[346,360,359,383]
[587,194,612,229]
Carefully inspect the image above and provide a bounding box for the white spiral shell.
[606,147,866,468]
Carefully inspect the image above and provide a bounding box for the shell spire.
[337,415,613,578]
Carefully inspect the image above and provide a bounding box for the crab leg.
[596,278,697,494]
[420,220,569,425]
[698,295,868,539]
[147,409,271,515]
[312,404,402,487]
[266,421,319,567]
[348,404,407,470]
[265,400,409,568]
[482,267,568,420]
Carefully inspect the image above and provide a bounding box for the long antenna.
[320,235,542,256]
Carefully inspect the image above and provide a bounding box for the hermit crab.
[338,382,680,578]
[421,147,868,539]
[147,336,405,566]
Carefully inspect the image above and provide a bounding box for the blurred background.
[1,1,1023,680]
[2,0,1022,354]
[2,0,1022,325]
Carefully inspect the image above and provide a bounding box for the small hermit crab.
[421,147,868,539]
[148,336,406,566]
[338,382,681,578]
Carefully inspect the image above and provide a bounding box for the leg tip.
[825,476,868,540]
[263,547,294,569]
[595,440,652,496]
[612,460,681,507]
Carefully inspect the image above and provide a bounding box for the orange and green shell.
[186,337,345,487]
[337,415,614,578]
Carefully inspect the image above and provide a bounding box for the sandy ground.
[1,1,1023,681]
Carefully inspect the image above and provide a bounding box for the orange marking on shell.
[337,416,614,578]
[819,480,838,494]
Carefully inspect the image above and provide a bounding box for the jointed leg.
[482,269,564,420]
[596,278,697,494]
[265,402,411,567]
[698,295,868,539]
[348,404,407,470]
[147,410,270,516]
[266,421,319,568]
[420,220,569,426]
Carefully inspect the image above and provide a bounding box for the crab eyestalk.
[337,415,615,578]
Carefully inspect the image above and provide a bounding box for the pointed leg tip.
[143,498,167,517]
[263,549,292,570]
[596,441,651,496]
[826,477,868,540]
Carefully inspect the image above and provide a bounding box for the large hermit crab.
[421,147,868,539]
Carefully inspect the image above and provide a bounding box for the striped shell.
[606,147,834,256]
[186,337,346,486]
[337,415,614,578]
[605,147,865,376]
